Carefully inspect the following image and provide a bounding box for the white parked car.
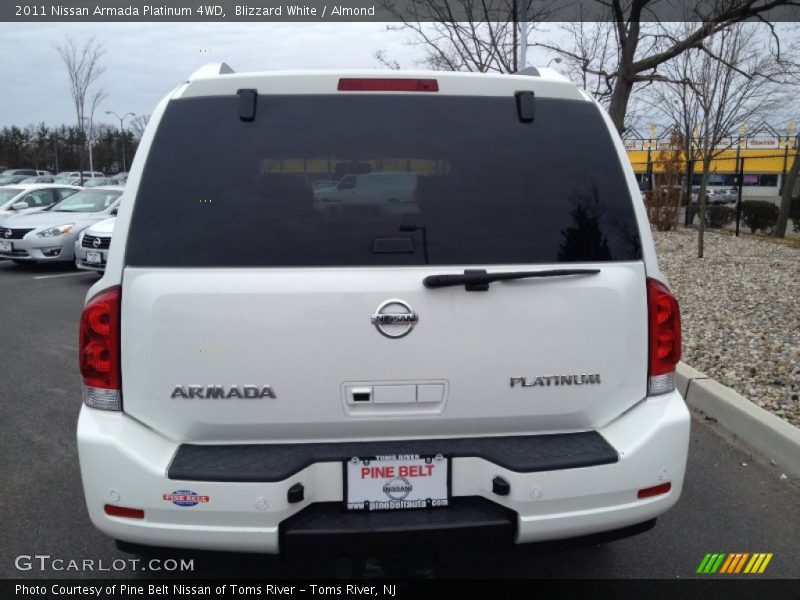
[77,64,689,555]
[313,172,421,218]
[75,216,116,272]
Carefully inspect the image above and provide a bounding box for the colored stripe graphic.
[710,553,726,573]
[719,554,736,574]
[696,554,713,574]
[758,553,773,573]
[700,553,773,574]
[701,553,727,573]
[744,553,774,574]
[744,554,759,574]
[734,553,750,573]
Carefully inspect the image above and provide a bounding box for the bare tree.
[656,24,787,256]
[54,36,105,182]
[378,0,555,73]
[645,32,705,227]
[85,88,108,174]
[775,145,800,236]
[773,23,800,237]
[129,114,150,140]
[383,1,798,132]
[374,49,401,70]
[552,21,618,101]
[537,1,799,134]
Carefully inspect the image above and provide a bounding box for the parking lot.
[1,258,799,579]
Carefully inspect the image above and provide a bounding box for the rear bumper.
[77,390,690,553]
[281,497,517,555]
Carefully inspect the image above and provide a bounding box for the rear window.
[127,94,641,267]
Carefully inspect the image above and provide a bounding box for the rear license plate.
[345,454,449,511]
[0,240,12,252]
[86,251,102,264]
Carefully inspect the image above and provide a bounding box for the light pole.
[546,57,562,68]
[106,111,135,172]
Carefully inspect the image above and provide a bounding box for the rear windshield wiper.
[423,268,601,291]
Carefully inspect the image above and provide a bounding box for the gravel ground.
[653,228,800,428]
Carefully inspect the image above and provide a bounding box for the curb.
[677,362,800,478]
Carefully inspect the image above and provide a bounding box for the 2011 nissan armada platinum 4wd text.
[77,64,689,554]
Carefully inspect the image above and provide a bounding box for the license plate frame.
[86,250,103,264]
[0,240,12,252]
[344,454,450,512]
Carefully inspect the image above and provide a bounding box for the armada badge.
[171,385,276,399]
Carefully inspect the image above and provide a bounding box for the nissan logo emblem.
[3,230,10,238]
[92,237,102,248]
[382,477,413,501]
[370,299,418,339]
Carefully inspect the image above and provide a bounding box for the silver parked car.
[0,186,122,264]
[74,216,116,272]
[0,184,81,220]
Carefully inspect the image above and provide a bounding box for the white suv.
[77,64,689,554]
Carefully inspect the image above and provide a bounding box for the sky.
[0,21,796,133]
[0,23,422,128]
[0,21,561,130]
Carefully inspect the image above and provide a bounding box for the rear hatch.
[121,80,647,443]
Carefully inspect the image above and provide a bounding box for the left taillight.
[79,285,121,411]
[647,278,681,396]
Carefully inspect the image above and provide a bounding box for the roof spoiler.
[187,62,235,81]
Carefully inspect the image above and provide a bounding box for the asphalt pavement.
[1,259,799,580]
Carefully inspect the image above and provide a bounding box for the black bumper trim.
[279,496,516,555]
[168,432,617,482]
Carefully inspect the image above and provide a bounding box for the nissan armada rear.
[77,64,689,553]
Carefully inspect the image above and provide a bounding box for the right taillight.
[647,278,681,395]
[79,286,121,410]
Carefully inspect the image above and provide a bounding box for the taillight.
[337,78,439,92]
[647,278,681,395]
[79,286,121,410]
